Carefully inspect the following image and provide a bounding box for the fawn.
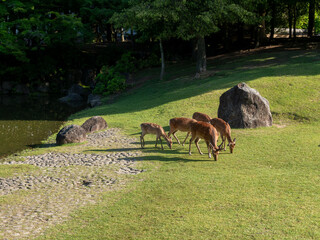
[140,123,172,150]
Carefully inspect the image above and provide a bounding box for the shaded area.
[71,47,320,119]
[0,95,85,158]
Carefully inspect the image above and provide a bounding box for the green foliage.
[93,51,161,95]
[93,65,126,95]
[138,53,161,69]
[113,52,136,73]
[296,10,320,34]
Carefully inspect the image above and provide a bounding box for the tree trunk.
[293,3,297,39]
[195,37,206,78]
[106,24,112,42]
[288,5,292,38]
[308,0,315,37]
[223,23,230,51]
[159,39,165,81]
[121,28,125,42]
[270,0,276,40]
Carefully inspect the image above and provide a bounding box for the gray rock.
[87,94,102,108]
[81,116,107,134]
[58,93,83,103]
[218,82,272,128]
[68,84,91,98]
[56,125,87,145]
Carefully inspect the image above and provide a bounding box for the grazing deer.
[168,118,197,145]
[140,123,172,150]
[189,121,220,160]
[210,118,236,153]
[193,112,236,153]
[192,112,211,123]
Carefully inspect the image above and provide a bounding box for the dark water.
[0,95,84,158]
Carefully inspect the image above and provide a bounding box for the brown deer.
[140,123,172,150]
[189,121,220,160]
[193,112,236,153]
[168,118,197,145]
[210,118,236,153]
[192,112,211,123]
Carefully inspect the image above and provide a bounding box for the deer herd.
[140,112,236,161]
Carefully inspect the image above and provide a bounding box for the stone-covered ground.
[0,128,144,240]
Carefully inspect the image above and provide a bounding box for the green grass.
[34,48,320,239]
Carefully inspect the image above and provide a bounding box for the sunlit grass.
[30,49,320,239]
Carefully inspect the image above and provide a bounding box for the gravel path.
[0,128,144,240]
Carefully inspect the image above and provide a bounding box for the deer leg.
[140,133,146,148]
[155,136,158,148]
[218,135,225,150]
[159,137,164,150]
[172,131,181,145]
[195,137,203,155]
[222,134,226,151]
[206,142,211,158]
[189,135,196,155]
[140,136,144,148]
[181,132,190,146]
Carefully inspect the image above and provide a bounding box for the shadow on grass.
[134,155,211,162]
[70,48,320,119]
[28,143,58,148]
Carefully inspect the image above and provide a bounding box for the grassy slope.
[39,48,320,239]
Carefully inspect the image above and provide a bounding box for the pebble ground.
[0,128,144,240]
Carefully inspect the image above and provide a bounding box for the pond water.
[0,95,84,159]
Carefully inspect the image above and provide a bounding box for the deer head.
[227,138,236,153]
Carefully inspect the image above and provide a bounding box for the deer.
[168,117,197,146]
[192,112,236,153]
[189,121,220,160]
[192,112,211,123]
[210,118,236,153]
[140,123,172,150]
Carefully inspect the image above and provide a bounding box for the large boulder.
[56,125,87,145]
[81,116,108,133]
[218,82,272,128]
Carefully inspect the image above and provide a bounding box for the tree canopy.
[0,0,319,85]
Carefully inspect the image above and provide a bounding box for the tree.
[111,0,178,80]
[0,0,91,81]
[308,0,316,36]
[80,0,129,42]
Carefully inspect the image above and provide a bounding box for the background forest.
[0,0,319,95]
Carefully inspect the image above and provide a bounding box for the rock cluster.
[56,116,109,145]
[81,116,107,133]
[56,124,87,145]
[218,82,273,128]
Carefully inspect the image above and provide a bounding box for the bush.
[93,51,160,96]
[93,66,126,96]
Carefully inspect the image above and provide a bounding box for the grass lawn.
[37,47,320,239]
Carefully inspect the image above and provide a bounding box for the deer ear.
[233,138,236,143]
